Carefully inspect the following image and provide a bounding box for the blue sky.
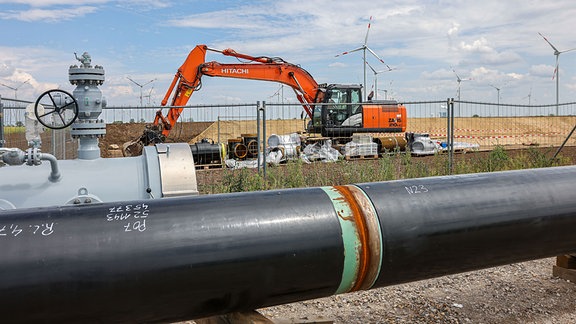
[0,0,575,107]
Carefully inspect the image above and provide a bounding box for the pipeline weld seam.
[349,184,383,290]
[334,185,370,292]
[321,186,362,294]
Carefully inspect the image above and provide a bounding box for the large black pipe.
[0,166,575,323]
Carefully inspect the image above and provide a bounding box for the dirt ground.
[101,121,214,158]
[253,258,576,324]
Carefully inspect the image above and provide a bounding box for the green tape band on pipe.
[321,186,360,294]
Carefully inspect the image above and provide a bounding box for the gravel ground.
[255,258,576,323]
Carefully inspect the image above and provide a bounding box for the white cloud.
[328,62,346,68]
[459,38,494,54]
[0,6,97,22]
[447,22,460,37]
[421,69,455,80]
[0,0,575,105]
[0,47,73,99]
[530,64,555,79]
[0,0,107,7]
[506,72,524,80]
[0,62,15,77]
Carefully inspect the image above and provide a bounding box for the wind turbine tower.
[365,60,393,100]
[452,68,471,117]
[452,68,471,101]
[538,32,576,115]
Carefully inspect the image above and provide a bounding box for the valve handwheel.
[34,89,79,129]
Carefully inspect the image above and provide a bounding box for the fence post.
[0,94,4,148]
[447,98,454,174]
[257,101,261,172]
[262,101,267,182]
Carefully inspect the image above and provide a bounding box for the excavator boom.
[155,45,320,138]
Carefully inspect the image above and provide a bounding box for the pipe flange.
[26,148,41,166]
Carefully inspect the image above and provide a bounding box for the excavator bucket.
[122,125,165,157]
[122,139,144,157]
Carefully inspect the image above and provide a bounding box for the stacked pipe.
[268,133,301,160]
[227,134,261,160]
[227,138,247,159]
[1,166,576,323]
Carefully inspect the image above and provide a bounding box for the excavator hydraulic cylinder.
[0,166,575,323]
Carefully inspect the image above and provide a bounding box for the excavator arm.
[155,44,322,138]
[123,44,325,157]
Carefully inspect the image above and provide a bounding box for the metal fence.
[2,95,576,162]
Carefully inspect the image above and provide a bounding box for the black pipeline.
[1,166,576,323]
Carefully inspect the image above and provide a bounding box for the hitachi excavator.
[123,45,406,156]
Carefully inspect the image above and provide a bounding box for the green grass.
[200,146,572,194]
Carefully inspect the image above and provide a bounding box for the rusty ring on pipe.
[347,185,383,290]
[323,185,382,294]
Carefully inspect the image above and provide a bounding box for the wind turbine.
[365,60,394,100]
[378,80,395,100]
[143,87,154,106]
[452,68,472,101]
[0,79,30,100]
[538,32,576,115]
[489,84,501,116]
[335,16,391,101]
[522,86,533,106]
[522,86,533,116]
[452,68,471,117]
[489,84,501,105]
[127,77,156,107]
[127,77,155,123]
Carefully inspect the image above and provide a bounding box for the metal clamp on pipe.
[156,143,198,197]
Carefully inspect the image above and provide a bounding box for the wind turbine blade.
[452,67,462,82]
[366,46,392,70]
[365,60,377,74]
[560,47,576,54]
[126,76,142,87]
[335,46,364,57]
[538,32,560,53]
[364,16,373,46]
[552,55,559,80]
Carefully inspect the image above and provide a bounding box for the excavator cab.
[324,85,362,125]
[309,84,406,137]
[310,85,363,136]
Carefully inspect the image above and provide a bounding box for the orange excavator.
[123,44,406,156]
